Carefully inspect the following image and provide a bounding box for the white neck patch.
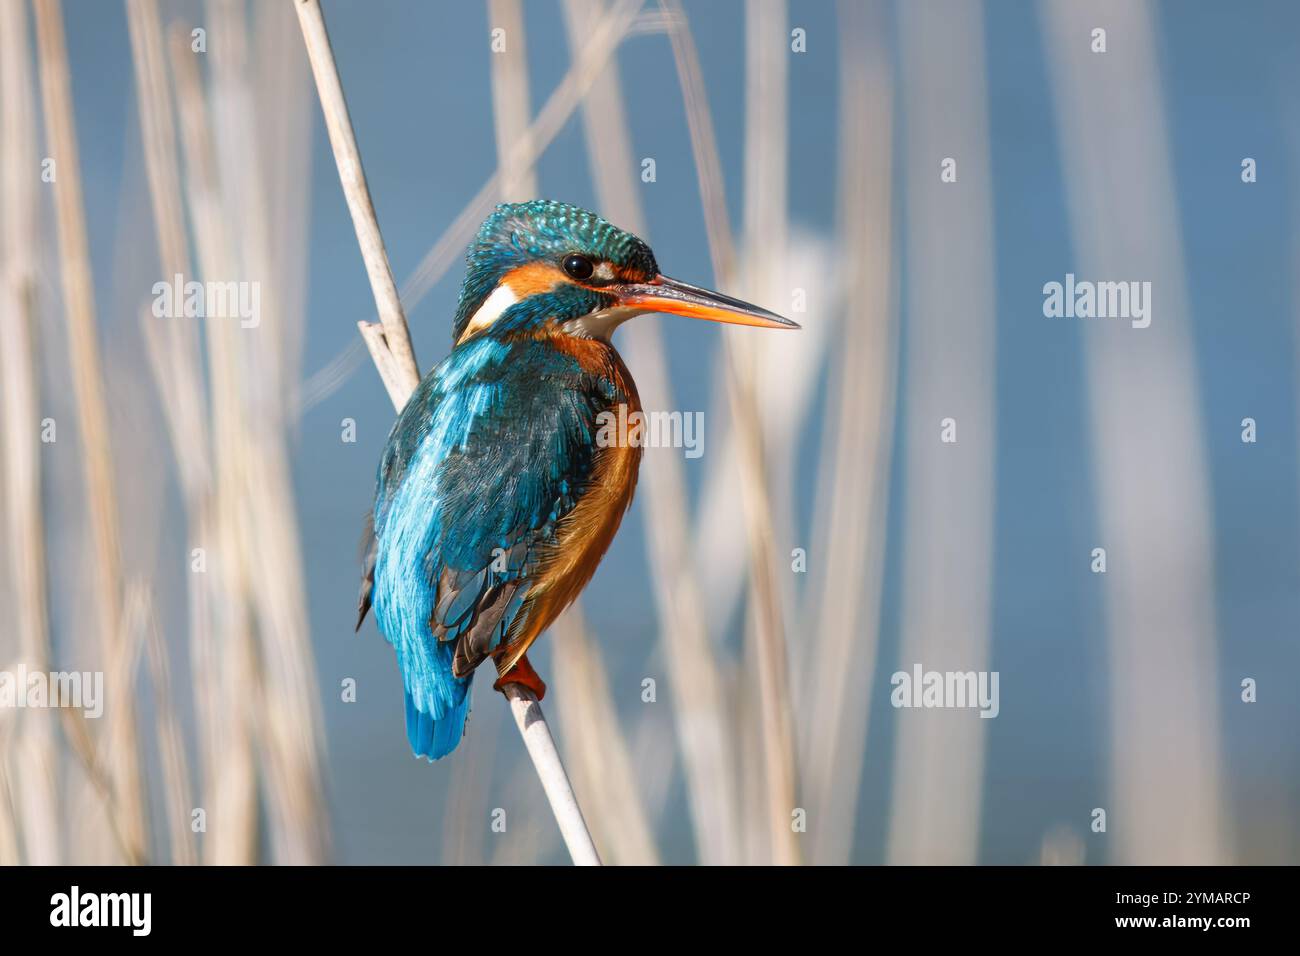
[459,283,519,343]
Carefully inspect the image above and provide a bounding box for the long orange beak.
[618,274,800,330]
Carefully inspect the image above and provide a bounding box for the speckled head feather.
[451,200,658,342]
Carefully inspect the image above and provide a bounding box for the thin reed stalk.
[197,0,329,864]
[133,582,198,864]
[661,0,801,865]
[32,0,126,736]
[252,0,314,413]
[34,0,156,864]
[0,720,21,864]
[1043,0,1229,865]
[54,589,152,865]
[294,0,600,866]
[799,0,896,866]
[126,0,259,864]
[486,0,538,201]
[887,0,996,865]
[0,471,12,865]
[292,0,418,402]
[0,0,61,866]
[735,0,800,867]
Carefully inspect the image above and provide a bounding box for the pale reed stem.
[126,0,257,864]
[0,0,61,866]
[662,0,801,865]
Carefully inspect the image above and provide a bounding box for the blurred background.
[0,0,1297,865]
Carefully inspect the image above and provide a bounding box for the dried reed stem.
[294,0,600,866]
[32,0,126,719]
[252,0,314,411]
[888,0,995,864]
[57,707,147,863]
[133,582,198,864]
[0,0,61,866]
[662,0,800,865]
[127,0,258,864]
[293,0,418,403]
[195,0,330,864]
[55,574,152,864]
[801,0,896,865]
[486,0,538,201]
[35,0,159,865]
[1043,0,1229,864]
[0,724,21,864]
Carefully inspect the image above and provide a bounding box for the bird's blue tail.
[404,685,471,760]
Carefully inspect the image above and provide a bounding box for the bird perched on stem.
[357,200,797,760]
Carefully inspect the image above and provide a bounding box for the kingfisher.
[357,200,797,760]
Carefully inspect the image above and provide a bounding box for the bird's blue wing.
[365,336,604,759]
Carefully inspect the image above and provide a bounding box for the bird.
[356,200,798,760]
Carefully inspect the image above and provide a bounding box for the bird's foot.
[493,653,547,701]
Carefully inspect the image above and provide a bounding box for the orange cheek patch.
[502,261,565,298]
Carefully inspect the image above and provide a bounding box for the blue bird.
[357,200,797,760]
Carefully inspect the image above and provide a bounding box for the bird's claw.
[493,654,547,701]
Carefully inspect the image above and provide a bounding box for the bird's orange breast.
[495,336,642,674]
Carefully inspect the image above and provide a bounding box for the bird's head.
[451,200,798,345]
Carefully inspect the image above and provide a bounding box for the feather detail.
[497,434,640,675]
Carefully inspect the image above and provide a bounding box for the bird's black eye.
[562,254,595,281]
